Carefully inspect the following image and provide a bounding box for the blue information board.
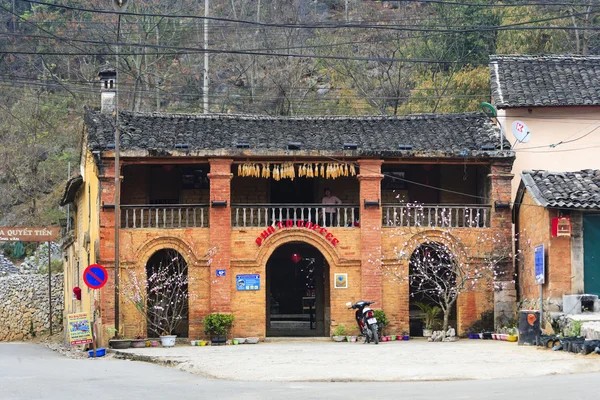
[236,274,260,291]
[534,244,545,285]
[216,269,226,277]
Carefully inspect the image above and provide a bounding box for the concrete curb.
[110,349,181,367]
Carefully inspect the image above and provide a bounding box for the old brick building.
[514,170,600,308]
[62,71,516,344]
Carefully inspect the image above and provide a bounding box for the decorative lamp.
[552,217,571,237]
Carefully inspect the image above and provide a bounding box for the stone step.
[264,336,331,343]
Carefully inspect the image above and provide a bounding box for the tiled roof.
[521,169,600,209]
[490,55,600,108]
[83,108,512,158]
[59,175,83,206]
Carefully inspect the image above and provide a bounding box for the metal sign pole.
[540,284,543,330]
[48,240,52,336]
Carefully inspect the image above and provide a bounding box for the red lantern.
[291,253,302,264]
[73,286,82,301]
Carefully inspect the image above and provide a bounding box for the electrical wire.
[13,1,599,33]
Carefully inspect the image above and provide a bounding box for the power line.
[388,0,600,7]
[15,0,599,32]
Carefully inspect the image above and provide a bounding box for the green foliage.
[571,320,583,337]
[38,260,64,274]
[332,324,348,337]
[465,310,495,334]
[374,309,389,335]
[203,313,235,337]
[414,301,442,329]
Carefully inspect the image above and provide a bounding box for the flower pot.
[233,339,239,345]
[350,336,357,342]
[199,341,207,346]
[346,336,353,342]
[160,335,177,347]
[507,335,518,342]
[391,335,397,341]
[246,337,259,344]
[423,329,433,338]
[108,339,131,349]
[131,339,146,348]
[332,336,345,342]
[234,338,246,344]
[211,335,226,346]
[403,335,410,341]
[190,340,197,346]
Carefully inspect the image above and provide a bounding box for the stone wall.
[0,274,64,341]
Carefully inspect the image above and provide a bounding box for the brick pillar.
[489,160,516,329]
[208,159,233,313]
[98,159,117,330]
[358,159,384,303]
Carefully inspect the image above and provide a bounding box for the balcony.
[121,204,209,229]
[382,204,491,228]
[232,204,360,228]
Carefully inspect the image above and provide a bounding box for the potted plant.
[332,324,347,342]
[414,302,442,337]
[121,252,190,348]
[402,331,410,341]
[107,327,131,349]
[374,309,389,338]
[203,313,235,346]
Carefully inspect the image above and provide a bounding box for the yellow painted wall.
[62,148,101,343]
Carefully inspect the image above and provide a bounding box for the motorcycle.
[346,300,379,344]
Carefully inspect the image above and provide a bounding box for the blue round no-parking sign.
[83,264,108,290]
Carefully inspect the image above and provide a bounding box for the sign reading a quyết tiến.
[0,227,59,242]
[67,313,93,346]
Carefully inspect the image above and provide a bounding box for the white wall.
[498,106,600,199]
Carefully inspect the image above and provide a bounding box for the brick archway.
[399,230,470,337]
[134,236,200,268]
[398,230,468,266]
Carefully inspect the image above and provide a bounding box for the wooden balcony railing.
[231,204,360,228]
[121,204,209,229]
[382,204,491,228]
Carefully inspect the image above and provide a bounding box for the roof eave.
[96,149,515,159]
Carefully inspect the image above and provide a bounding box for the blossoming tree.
[383,203,518,335]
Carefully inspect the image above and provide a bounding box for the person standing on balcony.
[322,188,342,227]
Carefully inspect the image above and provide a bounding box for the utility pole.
[11,0,16,32]
[203,0,209,114]
[112,0,129,338]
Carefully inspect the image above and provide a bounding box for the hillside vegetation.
[0,0,598,224]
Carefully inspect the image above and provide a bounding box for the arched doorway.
[145,249,189,338]
[408,242,457,337]
[266,242,330,337]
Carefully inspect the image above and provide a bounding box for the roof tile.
[490,55,600,108]
[84,109,512,158]
[521,169,600,209]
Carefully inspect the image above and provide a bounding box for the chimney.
[98,63,117,115]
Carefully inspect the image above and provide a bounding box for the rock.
[0,273,63,340]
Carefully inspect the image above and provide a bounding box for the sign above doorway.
[255,220,341,247]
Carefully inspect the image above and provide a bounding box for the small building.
[489,55,600,199]
[514,169,600,308]
[61,69,516,344]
